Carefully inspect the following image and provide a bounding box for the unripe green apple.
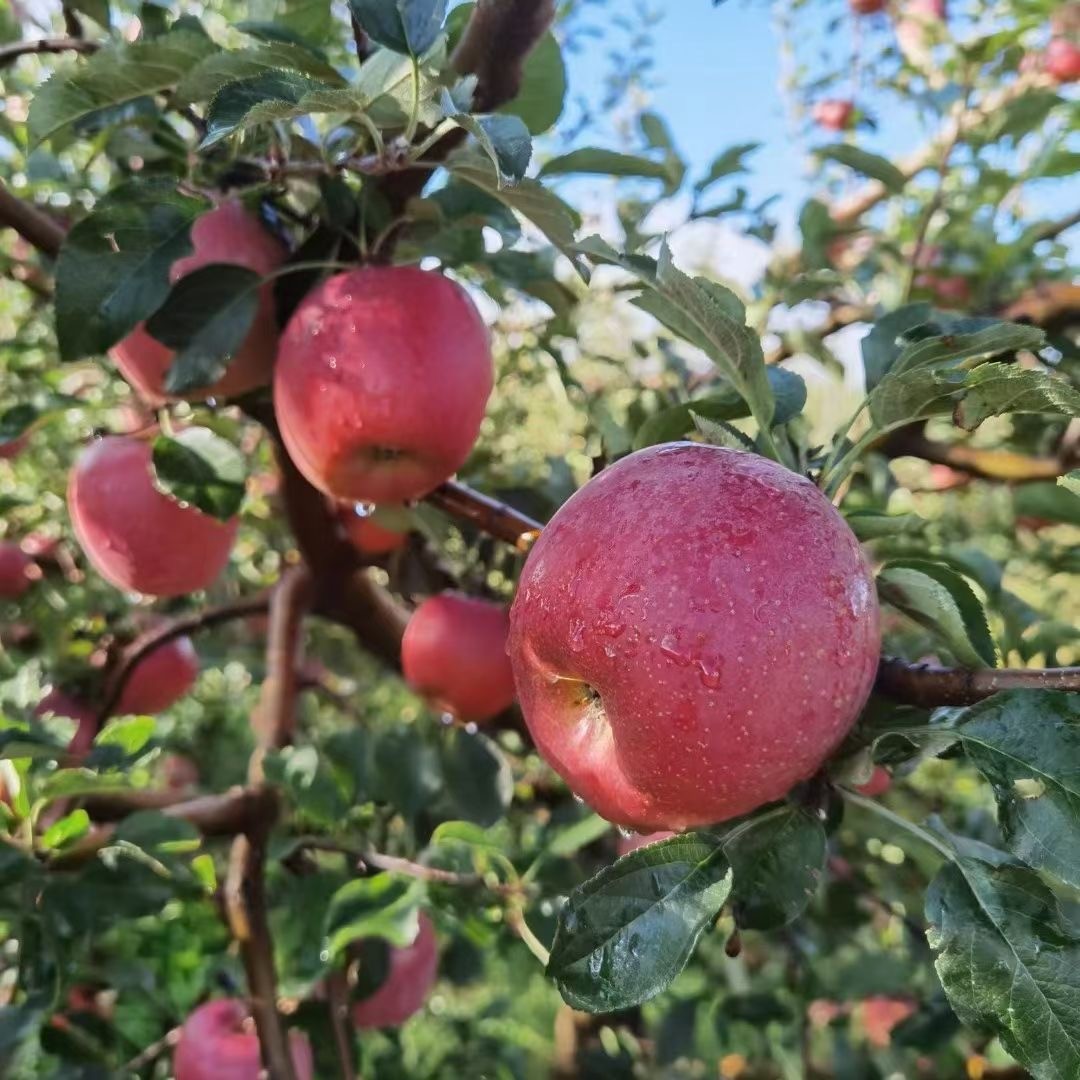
[68,436,237,598]
[274,267,493,503]
[352,913,439,1029]
[508,444,881,831]
[110,201,285,404]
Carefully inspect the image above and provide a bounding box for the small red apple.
[859,996,916,1047]
[116,635,199,715]
[20,532,59,560]
[274,267,493,503]
[508,444,881,831]
[914,272,970,308]
[616,830,675,857]
[0,542,34,599]
[402,592,516,722]
[174,999,313,1080]
[340,508,408,556]
[68,436,237,597]
[35,689,98,758]
[110,201,285,404]
[0,433,28,460]
[854,766,892,797]
[352,913,439,1029]
[850,0,887,13]
[1046,38,1080,82]
[812,99,855,132]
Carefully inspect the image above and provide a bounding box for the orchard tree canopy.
[0,0,1079,1077]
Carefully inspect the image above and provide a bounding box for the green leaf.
[1060,471,1080,499]
[454,113,532,183]
[323,873,424,961]
[547,834,731,1012]
[264,746,349,828]
[1014,482,1080,527]
[889,320,1046,380]
[861,303,933,390]
[844,510,925,541]
[877,559,996,668]
[540,148,680,193]
[151,426,246,521]
[439,728,513,828]
[955,691,1080,889]
[866,366,969,429]
[447,150,586,279]
[174,41,346,104]
[92,715,155,756]
[347,0,447,56]
[54,180,204,362]
[927,857,1080,1078]
[544,814,612,858]
[41,808,91,851]
[723,807,827,930]
[145,264,262,395]
[815,144,906,192]
[695,142,761,193]
[953,364,1080,431]
[689,412,755,451]
[500,29,565,135]
[28,28,215,146]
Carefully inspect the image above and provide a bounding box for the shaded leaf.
[454,112,532,183]
[861,303,933,390]
[815,144,906,192]
[151,426,246,521]
[953,364,1080,431]
[323,873,424,961]
[695,142,761,193]
[540,147,679,193]
[348,0,447,56]
[439,728,513,828]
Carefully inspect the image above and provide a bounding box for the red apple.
[508,444,881,831]
[1046,38,1080,83]
[274,267,493,503]
[116,635,199,714]
[0,433,28,460]
[0,542,34,599]
[352,913,438,1029]
[914,272,970,308]
[855,766,891,797]
[162,753,200,792]
[402,592,516,722]
[340,508,408,555]
[68,436,237,597]
[36,689,98,758]
[174,999,313,1080]
[812,99,855,132]
[850,0,887,13]
[110,201,285,404]
[859,996,916,1047]
[617,830,675,856]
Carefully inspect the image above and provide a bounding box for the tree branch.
[424,480,543,551]
[0,182,65,258]
[0,36,99,67]
[225,565,311,1080]
[875,657,1080,707]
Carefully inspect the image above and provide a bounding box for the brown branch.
[98,593,271,723]
[764,302,872,366]
[875,657,1080,707]
[325,971,358,1080]
[0,182,65,258]
[225,565,311,1080]
[424,480,543,551]
[1025,207,1080,247]
[0,36,99,67]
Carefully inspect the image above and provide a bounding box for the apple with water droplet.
[509,444,881,831]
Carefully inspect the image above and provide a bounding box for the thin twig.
[875,657,1080,707]
[122,1026,181,1071]
[0,182,65,258]
[424,480,543,551]
[0,36,99,66]
[325,971,359,1080]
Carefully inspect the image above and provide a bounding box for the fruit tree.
[0,0,1078,1076]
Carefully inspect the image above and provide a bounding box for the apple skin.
[850,0,887,13]
[858,996,916,1047]
[116,635,199,715]
[508,444,881,832]
[340,508,408,556]
[174,999,314,1080]
[274,267,493,504]
[35,690,98,758]
[69,436,237,598]
[0,542,34,599]
[0,433,28,460]
[855,765,892,797]
[812,99,855,132]
[352,913,439,1029]
[616,830,675,856]
[402,592,516,722]
[1046,38,1080,83]
[110,201,285,404]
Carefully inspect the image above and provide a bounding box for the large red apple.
[340,507,408,556]
[116,635,199,715]
[0,542,34,599]
[1046,38,1080,82]
[274,267,493,503]
[110,201,285,404]
[173,999,313,1080]
[812,99,855,132]
[508,444,881,831]
[68,436,237,597]
[352,913,439,1029]
[35,689,98,758]
[402,592,516,722]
